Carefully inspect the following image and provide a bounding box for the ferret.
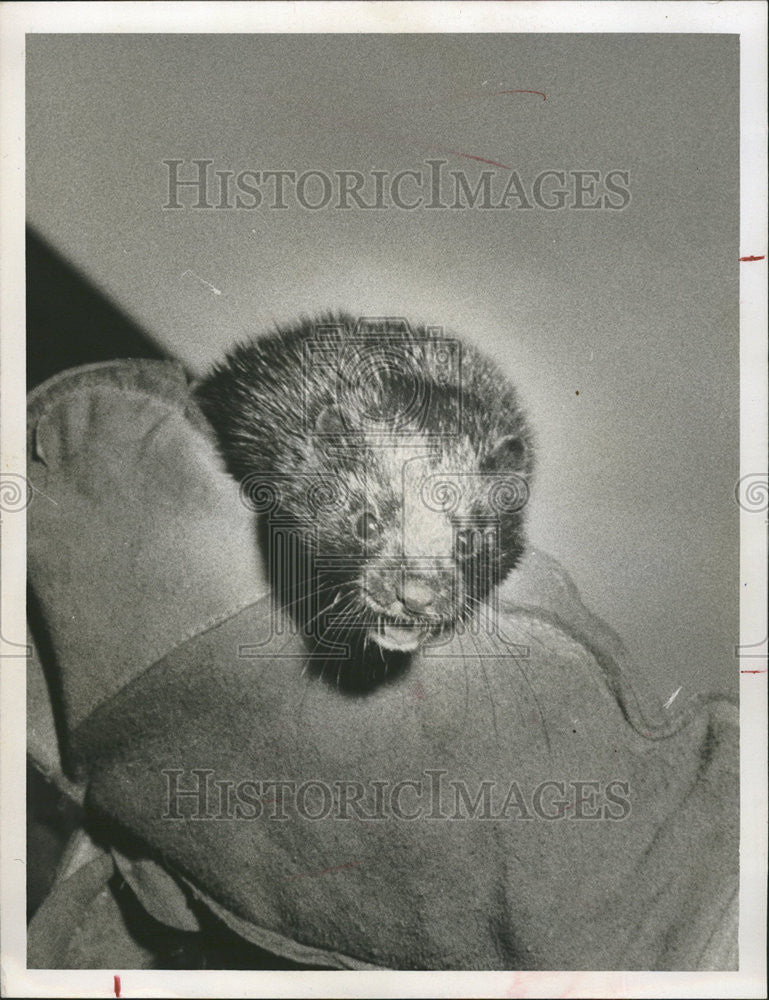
[196,313,534,684]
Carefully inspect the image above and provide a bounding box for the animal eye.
[355,512,381,542]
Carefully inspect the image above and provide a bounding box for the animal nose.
[397,578,435,615]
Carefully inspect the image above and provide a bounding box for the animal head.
[200,314,534,665]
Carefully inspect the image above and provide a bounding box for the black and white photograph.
[1,2,766,997]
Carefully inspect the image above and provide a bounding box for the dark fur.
[196,313,534,687]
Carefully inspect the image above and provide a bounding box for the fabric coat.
[27,360,738,970]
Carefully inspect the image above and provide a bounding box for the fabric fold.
[27,360,738,970]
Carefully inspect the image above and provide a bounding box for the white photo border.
[1,3,766,997]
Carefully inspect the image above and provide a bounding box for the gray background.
[27,33,739,697]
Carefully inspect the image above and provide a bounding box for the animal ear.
[483,433,529,471]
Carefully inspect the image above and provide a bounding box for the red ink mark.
[114,975,121,998]
[741,669,767,673]
[739,255,765,262]
[284,86,546,173]
[440,149,512,170]
[496,89,547,101]
[286,860,361,882]
[330,111,513,171]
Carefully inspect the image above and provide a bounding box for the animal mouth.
[373,619,427,652]
[364,600,448,653]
